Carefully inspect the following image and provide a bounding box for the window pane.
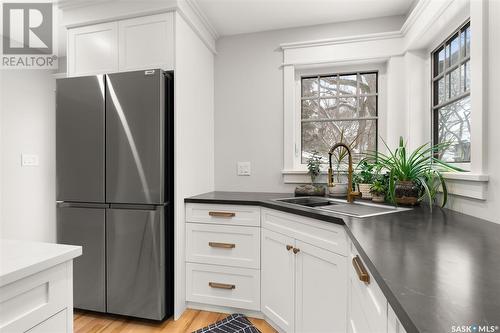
[434,47,445,76]
[318,98,338,118]
[338,97,357,117]
[301,120,377,163]
[359,96,377,117]
[319,76,338,97]
[302,78,318,97]
[359,73,376,95]
[465,25,470,56]
[464,60,470,91]
[449,35,460,66]
[449,68,460,97]
[339,74,357,95]
[437,97,471,163]
[301,99,319,120]
[435,78,446,105]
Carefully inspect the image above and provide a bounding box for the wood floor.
[74,309,277,333]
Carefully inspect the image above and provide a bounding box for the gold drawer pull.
[293,248,300,254]
[208,211,236,218]
[209,242,236,249]
[352,255,370,284]
[209,282,235,290]
[286,245,293,251]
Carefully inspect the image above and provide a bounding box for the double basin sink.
[273,196,411,218]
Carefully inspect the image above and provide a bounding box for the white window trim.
[281,0,489,200]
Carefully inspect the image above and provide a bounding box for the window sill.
[283,170,489,200]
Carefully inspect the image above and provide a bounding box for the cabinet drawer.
[0,262,70,333]
[186,223,260,269]
[186,263,260,311]
[186,204,260,227]
[262,208,347,256]
[26,309,67,333]
[349,244,387,333]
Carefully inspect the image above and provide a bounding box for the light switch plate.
[21,154,39,167]
[237,162,251,176]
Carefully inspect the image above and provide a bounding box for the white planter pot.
[328,183,348,197]
[358,183,372,199]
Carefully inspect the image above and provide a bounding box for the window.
[300,72,378,164]
[432,21,471,163]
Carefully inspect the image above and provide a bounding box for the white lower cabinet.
[185,204,408,333]
[348,244,387,333]
[294,240,347,333]
[261,229,295,332]
[261,210,347,333]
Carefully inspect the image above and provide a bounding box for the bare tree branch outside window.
[432,21,471,163]
[301,72,378,166]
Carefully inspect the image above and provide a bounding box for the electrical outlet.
[237,162,251,176]
[21,154,39,167]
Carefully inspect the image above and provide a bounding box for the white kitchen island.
[0,240,82,333]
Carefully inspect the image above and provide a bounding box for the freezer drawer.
[106,205,165,320]
[56,204,106,312]
[105,70,164,204]
[56,76,105,202]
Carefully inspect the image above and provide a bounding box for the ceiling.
[195,0,416,37]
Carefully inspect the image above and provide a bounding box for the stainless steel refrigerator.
[56,69,174,320]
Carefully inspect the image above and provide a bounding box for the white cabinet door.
[261,229,295,332]
[67,22,118,76]
[118,13,174,71]
[294,240,347,333]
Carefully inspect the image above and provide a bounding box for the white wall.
[214,16,405,192]
[173,12,215,318]
[0,70,56,241]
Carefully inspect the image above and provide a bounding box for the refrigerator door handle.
[109,203,163,211]
[57,202,110,209]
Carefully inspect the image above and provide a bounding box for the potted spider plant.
[295,151,326,197]
[366,137,463,207]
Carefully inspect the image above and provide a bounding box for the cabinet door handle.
[209,242,236,249]
[286,245,293,251]
[208,211,236,218]
[352,255,370,284]
[209,282,235,290]
[293,248,300,254]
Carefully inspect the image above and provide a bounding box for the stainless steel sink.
[274,197,411,218]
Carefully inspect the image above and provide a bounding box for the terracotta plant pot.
[294,184,326,197]
[371,194,385,203]
[358,183,372,199]
[328,183,348,198]
[394,180,419,206]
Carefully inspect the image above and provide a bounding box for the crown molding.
[400,0,432,35]
[183,0,219,40]
[56,0,114,10]
[280,30,403,50]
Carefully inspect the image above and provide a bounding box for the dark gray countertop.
[185,191,500,333]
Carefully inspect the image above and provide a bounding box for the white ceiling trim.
[280,0,432,50]
[184,0,219,40]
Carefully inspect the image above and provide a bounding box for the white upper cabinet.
[67,13,174,77]
[67,22,119,76]
[118,13,174,72]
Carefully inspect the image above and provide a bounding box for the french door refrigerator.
[56,69,174,321]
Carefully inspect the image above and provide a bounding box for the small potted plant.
[294,151,326,197]
[370,177,386,203]
[353,160,375,199]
